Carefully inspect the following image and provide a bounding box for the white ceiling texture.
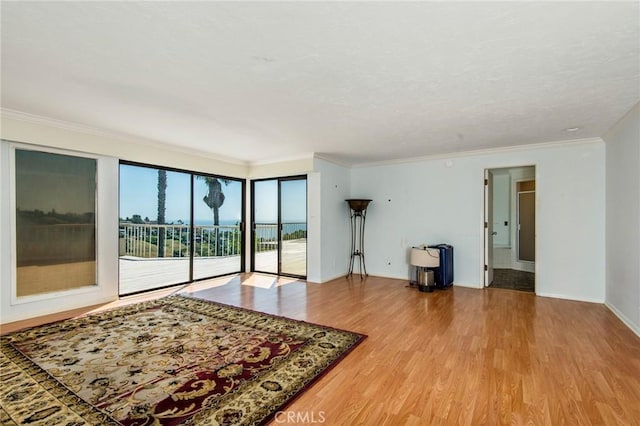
[1,2,639,166]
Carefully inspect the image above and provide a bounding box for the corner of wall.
[248,156,314,179]
[313,157,352,282]
[605,302,640,338]
[603,101,640,336]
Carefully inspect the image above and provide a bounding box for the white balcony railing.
[119,222,307,293]
[119,222,307,259]
[119,223,241,258]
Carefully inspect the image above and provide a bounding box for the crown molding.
[0,108,249,166]
[249,152,314,166]
[313,153,353,168]
[2,108,605,170]
[351,137,604,168]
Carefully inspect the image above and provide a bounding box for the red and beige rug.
[0,295,365,425]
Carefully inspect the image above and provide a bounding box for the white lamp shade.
[410,247,440,267]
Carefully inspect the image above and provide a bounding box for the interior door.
[484,170,494,286]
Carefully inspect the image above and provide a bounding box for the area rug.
[0,295,365,425]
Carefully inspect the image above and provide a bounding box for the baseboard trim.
[319,272,350,284]
[535,291,604,304]
[1,296,118,332]
[605,302,640,338]
[452,282,483,289]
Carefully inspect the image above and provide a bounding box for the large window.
[15,149,97,297]
[119,162,244,295]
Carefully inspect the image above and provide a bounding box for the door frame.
[250,175,307,279]
[483,169,494,286]
[482,165,537,288]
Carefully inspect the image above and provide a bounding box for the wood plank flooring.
[3,274,640,425]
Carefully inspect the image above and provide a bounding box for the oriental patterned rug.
[0,295,365,425]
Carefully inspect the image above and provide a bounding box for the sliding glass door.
[251,176,307,278]
[252,179,278,274]
[119,162,244,295]
[280,179,307,276]
[192,175,243,280]
[119,165,191,294]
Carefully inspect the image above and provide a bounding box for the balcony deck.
[119,239,306,295]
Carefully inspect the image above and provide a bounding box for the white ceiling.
[2,2,639,166]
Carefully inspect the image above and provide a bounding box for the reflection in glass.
[15,149,96,297]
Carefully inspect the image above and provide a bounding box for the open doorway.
[484,166,536,292]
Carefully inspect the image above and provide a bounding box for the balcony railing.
[120,222,307,259]
[119,223,241,258]
[254,222,307,253]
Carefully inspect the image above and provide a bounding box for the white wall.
[312,157,351,283]
[306,172,322,283]
[603,102,640,336]
[2,115,248,178]
[0,115,250,323]
[351,139,606,303]
[0,112,618,318]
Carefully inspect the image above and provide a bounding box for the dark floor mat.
[490,268,535,292]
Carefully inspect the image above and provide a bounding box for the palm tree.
[199,177,230,255]
[157,170,167,257]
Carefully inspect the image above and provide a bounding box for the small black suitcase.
[428,244,454,288]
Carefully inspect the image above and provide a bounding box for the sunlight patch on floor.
[240,273,300,289]
[181,275,239,293]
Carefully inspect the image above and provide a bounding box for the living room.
[1,2,639,424]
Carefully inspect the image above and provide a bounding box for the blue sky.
[120,165,242,223]
[120,165,306,224]
[253,179,307,223]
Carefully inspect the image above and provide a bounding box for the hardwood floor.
[3,274,640,425]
